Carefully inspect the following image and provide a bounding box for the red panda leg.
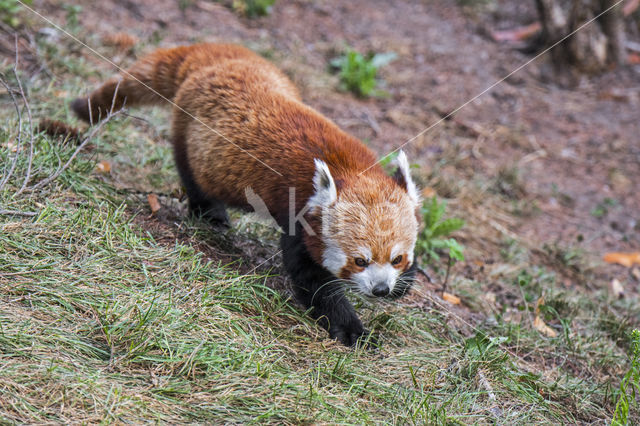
[281,227,374,347]
[172,131,229,226]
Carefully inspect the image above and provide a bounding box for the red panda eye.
[354,258,368,267]
[391,255,403,265]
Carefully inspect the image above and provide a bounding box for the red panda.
[71,43,420,346]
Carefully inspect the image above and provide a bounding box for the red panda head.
[306,151,420,297]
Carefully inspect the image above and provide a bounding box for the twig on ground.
[360,110,381,135]
[1,56,120,195]
[26,81,122,193]
[442,255,452,295]
[477,369,502,419]
[0,74,24,193]
[0,209,37,217]
[14,36,36,196]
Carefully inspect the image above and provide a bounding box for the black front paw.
[190,202,230,228]
[329,323,378,348]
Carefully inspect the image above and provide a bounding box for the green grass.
[1,21,639,424]
[613,329,640,424]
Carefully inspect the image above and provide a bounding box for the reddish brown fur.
[72,43,411,267]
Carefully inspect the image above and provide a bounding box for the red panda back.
[71,43,299,122]
[171,58,382,223]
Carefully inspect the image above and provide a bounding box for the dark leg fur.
[172,135,229,226]
[281,227,372,347]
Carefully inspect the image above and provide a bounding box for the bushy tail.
[71,43,257,123]
[71,45,193,123]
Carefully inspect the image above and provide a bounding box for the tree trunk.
[535,0,626,74]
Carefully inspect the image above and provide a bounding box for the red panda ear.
[307,159,338,213]
[393,150,421,207]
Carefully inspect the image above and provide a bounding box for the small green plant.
[515,269,533,288]
[613,329,640,425]
[591,197,618,218]
[63,3,82,30]
[378,151,398,168]
[178,0,194,11]
[232,0,275,18]
[416,197,465,265]
[330,48,396,97]
[0,0,31,27]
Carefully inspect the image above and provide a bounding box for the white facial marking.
[390,243,403,261]
[356,246,372,261]
[321,239,347,275]
[352,263,400,296]
[306,159,337,214]
[395,150,420,206]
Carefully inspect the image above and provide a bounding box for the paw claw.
[330,325,379,349]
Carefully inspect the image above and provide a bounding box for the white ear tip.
[393,150,420,206]
[396,150,408,164]
[307,158,337,211]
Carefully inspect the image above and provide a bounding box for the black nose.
[372,283,390,297]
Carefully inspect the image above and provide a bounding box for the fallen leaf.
[96,161,111,174]
[421,187,436,198]
[147,193,161,214]
[629,53,640,65]
[609,169,632,191]
[598,89,631,103]
[197,1,223,12]
[603,252,640,268]
[533,315,558,338]
[609,278,625,299]
[481,291,496,305]
[491,22,541,42]
[6,140,18,152]
[533,297,557,337]
[534,296,544,315]
[632,267,640,281]
[442,292,461,305]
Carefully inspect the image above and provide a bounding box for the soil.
[10,0,640,304]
